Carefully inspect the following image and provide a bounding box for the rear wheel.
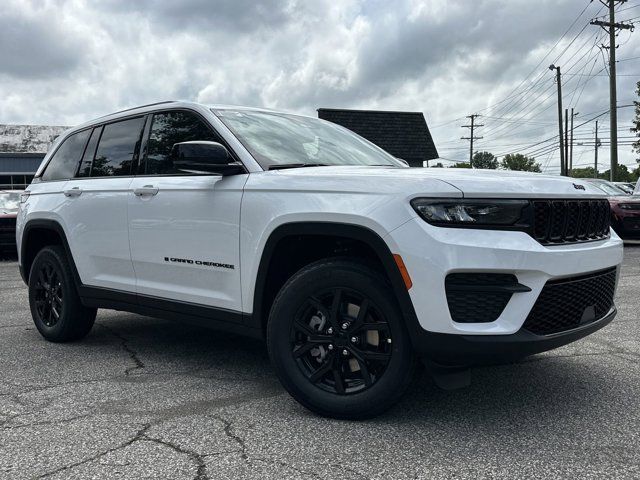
[267,259,415,419]
[28,246,96,342]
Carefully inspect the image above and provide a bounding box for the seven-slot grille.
[532,199,610,245]
[523,267,616,336]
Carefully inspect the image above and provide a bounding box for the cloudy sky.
[1,0,639,173]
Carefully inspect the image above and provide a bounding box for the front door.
[127,110,246,314]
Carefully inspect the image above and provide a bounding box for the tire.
[267,258,415,419]
[28,245,97,342]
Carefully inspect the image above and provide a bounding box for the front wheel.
[267,259,415,419]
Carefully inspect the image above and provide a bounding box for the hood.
[263,166,608,198]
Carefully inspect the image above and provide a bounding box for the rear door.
[62,116,146,292]
[127,110,246,314]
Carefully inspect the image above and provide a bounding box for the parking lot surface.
[1,247,639,479]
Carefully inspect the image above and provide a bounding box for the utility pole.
[564,108,569,176]
[591,1,633,181]
[595,120,601,178]
[549,64,565,176]
[461,114,484,166]
[569,108,577,175]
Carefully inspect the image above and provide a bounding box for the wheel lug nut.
[387,338,392,344]
[351,336,358,344]
[342,349,349,356]
[328,344,334,350]
[341,322,349,330]
[326,327,333,334]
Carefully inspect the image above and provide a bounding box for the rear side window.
[41,129,91,181]
[143,111,220,175]
[91,117,146,177]
[77,128,101,177]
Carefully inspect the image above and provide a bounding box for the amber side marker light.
[393,254,413,290]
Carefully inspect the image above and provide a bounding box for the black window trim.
[42,107,247,182]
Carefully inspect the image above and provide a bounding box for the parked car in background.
[635,178,640,195]
[0,190,21,254]
[614,182,636,195]
[584,179,640,239]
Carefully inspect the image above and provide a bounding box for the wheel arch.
[20,219,82,290]
[250,222,420,338]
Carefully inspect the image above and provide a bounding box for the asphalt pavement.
[1,247,639,479]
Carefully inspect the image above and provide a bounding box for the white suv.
[17,101,623,419]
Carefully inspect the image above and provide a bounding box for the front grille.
[445,273,519,323]
[532,199,610,245]
[523,267,616,336]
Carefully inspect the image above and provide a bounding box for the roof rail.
[94,100,177,120]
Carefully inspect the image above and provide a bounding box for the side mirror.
[170,141,244,176]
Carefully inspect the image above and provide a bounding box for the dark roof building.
[317,108,438,167]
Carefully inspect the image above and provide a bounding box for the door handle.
[63,187,83,197]
[133,185,159,196]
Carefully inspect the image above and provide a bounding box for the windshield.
[616,183,634,194]
[0,192,21,213]
[590,181,628,196]
[214,109,403,169]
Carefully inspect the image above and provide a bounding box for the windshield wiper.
[268,163,329,170]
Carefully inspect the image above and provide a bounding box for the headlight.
[618,203,640,210]
[410,198,529,226]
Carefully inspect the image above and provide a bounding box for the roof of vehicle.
[65,101,315,137]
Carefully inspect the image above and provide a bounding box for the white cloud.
[0,0,638,170]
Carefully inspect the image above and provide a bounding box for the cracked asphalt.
[1,246,639,479]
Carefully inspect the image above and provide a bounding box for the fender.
[250,222,423,342]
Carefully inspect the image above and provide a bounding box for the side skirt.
[79,285,261,339]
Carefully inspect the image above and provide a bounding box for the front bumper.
[411,307,616,366]
[386,217,623,336]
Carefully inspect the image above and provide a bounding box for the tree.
[501,154,541,172]
[598,164,633,182]
[471,151,498,169]
[450,162,472,168]
[570,167,597,179]
[631,80,640,164]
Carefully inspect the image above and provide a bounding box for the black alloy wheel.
[33,260,64,327]
[291,288,392,395]
[268,258,415,419]
[29,245,97,342]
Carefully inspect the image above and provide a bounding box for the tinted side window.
[77,127,101,177]
[41,129,91,181]
[144,111,220,175]
[91,117,145,177]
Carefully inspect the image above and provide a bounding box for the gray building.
[0,124,68,189]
